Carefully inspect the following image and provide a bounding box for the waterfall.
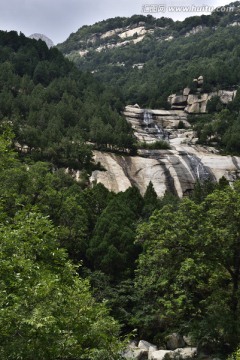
[186,152,211,182]
[143,110,169,141]
[154,124,162,134]
[143,110,153,126]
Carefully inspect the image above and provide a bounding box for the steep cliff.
[90,105,240,197]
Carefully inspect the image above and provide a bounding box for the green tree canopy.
[134,184,240,351]
[0,210,122,360]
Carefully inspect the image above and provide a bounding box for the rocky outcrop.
[29,33,54,48]
[90,148,240,198]
[185,25,206,37]
[90,105,240,197]
[168,88,236,113]
[123,106,189,140]
[166,333,185,350]
[123,339,197,360]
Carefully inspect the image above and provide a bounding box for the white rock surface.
[29,33,54,48]
[149,350,173,360]
[123,347,148,359]
[168,89,236,113]
[173,347,197,359]
[90,105,240,197]
[139,340,157,351]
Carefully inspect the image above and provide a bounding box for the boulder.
[166,333,185,350]
[123,347,148,359]
[173,347,197,359]
[138,340,157,351]
[183,88,191,96]
[218,90,235,104]
[199,100,207,113]
[198,75,204,85]
[183,335,195,347]
[149,350,173,360]
[185,102,200,113]
[168,94,176,105]
[187,94,199,105]
[171,95,188,106]
[148,346,159,359]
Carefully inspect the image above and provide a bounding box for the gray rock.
[183,88,191,96]
[173,347,197,359]
[149,350,173,360]
[171,95,188,106]
[29,33,54,48]
[183,336,195,347]
[138,340,157,351]
[198,75,204,85]
[123,347,148,359]
[166,333,185,350]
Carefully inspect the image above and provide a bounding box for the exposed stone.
[185,102,200,113]
[168,85,236,113]
[138,340,157,351]
[185,25,206,37]
[218,90,235,104]
[183,88,191,96]
[29,33,54,48]
[171,95,188,106]
[168,94,176,104]
[149,350,173,360]
[198,75,204,85]
[90,147,240,198]
[123,347,148,359]
[186,94,198,105]
[173,347,197,359]
[166,333,185,350]
[183,335,195,347]
[149,346,159,359]
[90,105,240,198]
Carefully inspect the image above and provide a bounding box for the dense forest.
[0,11,240,360]
[0,30,135,167]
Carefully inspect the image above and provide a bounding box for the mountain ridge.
[57,1,240,109]
[29,33,54,48]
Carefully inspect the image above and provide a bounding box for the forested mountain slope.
[0,30,134,171]
[58,1,240,108]
[1,12,240,359]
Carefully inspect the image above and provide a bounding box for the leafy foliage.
[0,30,135,168]
[0,132,123,360]
[134,184,240,351]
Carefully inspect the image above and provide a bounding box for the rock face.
[150,350,172,360]
[90,148,240,198]
[168,89,236,113]
[91,104,240,197]
[29,33,54,48]
[123,338,198,360]
[166,333,185,350]
[138,340,157,352]
[123,347,148,359]
[123,341,197,360]
[89,104,240,197]
[124,106,189,142]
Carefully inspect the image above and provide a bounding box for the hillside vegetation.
[0,30,135,169]
[58,1,240,108]
[0,11,240,359]
[57,3,240,155]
